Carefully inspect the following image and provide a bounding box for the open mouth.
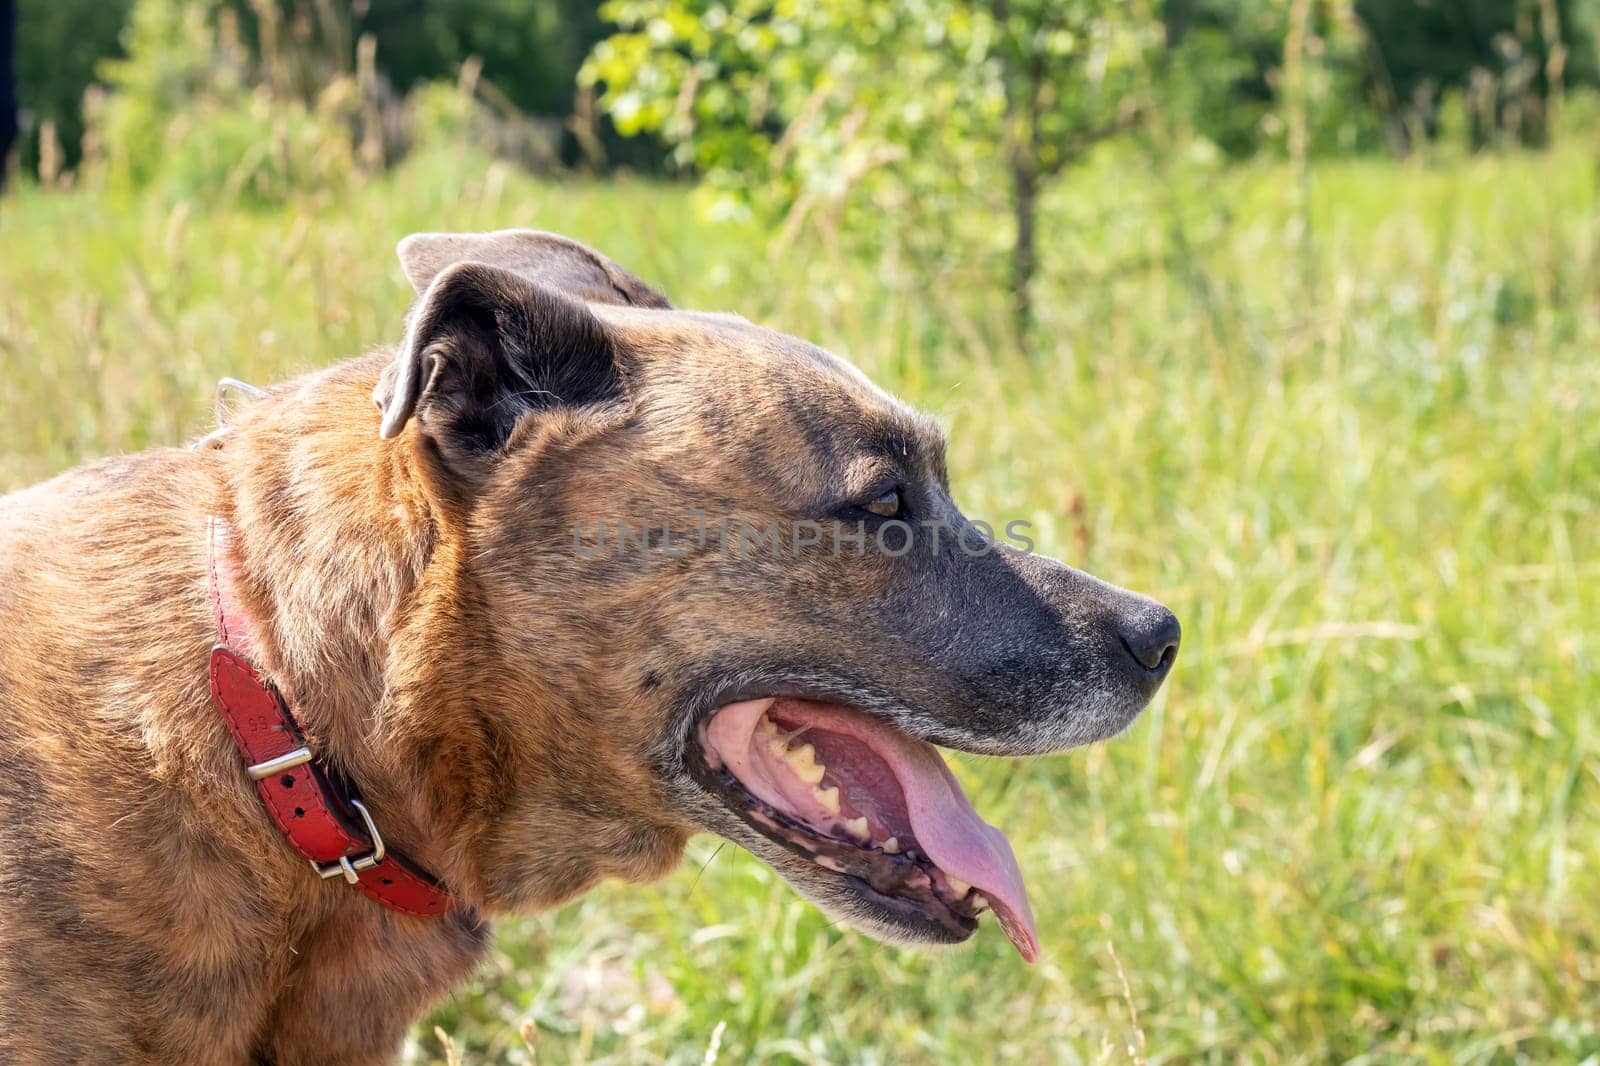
[693,697,1039,961]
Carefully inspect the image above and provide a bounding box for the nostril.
[1120,609,1181,674]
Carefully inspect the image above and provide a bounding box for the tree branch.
[1043,102,1148,177]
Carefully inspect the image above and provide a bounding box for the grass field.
[2,144,1597,1063]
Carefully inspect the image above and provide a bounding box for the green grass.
[2,144,1597,1064]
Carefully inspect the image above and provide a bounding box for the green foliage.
[1164,0,1384,156]
[343,0,604,117]
[16,0,1600,187]
[588,0,1155,219]
[3,144,1598,1064]
[588,0,964,227]
[14,0,136,169]
[407,80,490,151]
[11,0,614,175]
[1160,22,1270,156]
[585,0,1162,338]
[94,0,225,190]
[94,0,355,205]
[152,89,357,205]
[1357,0,1600,147]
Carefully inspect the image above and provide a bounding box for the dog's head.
[376,230,1178,961]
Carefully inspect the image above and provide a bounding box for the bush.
[153,88,356,205]
[92,0,357,205]
[11,0,634,181]
[1162,0,1385,158]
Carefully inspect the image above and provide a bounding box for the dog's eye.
[863,489,902,517]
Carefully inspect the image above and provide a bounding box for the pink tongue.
[706,699,1040,962]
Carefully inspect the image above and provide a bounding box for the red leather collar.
[206,517,454,918]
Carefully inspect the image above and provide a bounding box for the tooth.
[758,716,778,735]
[786,744,825,784]
[881,837,900,854]
[843,816,870,841]
[946,876,972,897]
[970,893,989,913]
[813,786,840,813]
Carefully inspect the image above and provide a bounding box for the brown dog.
[0,231,1178,1064]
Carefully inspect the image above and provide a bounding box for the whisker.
[687,842,727,895]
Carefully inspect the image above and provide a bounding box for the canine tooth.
[786,744,825,784]
[843,816,870,841]
[971,893,990,913]
[881,837,900,854]
[813,785,840,813]
[946,876,972,897]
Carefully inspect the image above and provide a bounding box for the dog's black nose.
[1119,607,1181,676]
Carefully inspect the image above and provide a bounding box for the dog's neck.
[209,353,492,896]
[205,353,692,918]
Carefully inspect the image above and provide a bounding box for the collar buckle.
[309,799,387,885]
[245,746,313,781]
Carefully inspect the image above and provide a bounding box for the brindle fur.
[0,230,1177,1063]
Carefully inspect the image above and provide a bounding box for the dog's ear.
[396,229,670,309]
[374,261,620,475]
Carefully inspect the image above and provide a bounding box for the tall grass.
[1,145,1596,1063]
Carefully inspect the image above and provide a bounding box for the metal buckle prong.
[191,377,266,450]
[310,799,387,885]
[246,746,313,781]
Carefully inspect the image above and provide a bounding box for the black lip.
[681,707,980,940]
[684,677,878,728]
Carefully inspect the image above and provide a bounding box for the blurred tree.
[1353,0,1598,149]
[1161,0,1600,154]
[989,0,1158,343]
[1160,0,1384,156]
[232,0,599,117]
[586,0,1161,349]
[230,0,660,168]
[14,0,136,172]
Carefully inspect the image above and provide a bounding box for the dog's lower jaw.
[683,796,982,951]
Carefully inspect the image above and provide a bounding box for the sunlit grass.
[2,144,1596,1063]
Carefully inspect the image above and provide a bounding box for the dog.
[0,230,1178,1063]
